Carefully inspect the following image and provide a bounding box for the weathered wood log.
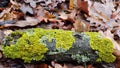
[1,28,116,63]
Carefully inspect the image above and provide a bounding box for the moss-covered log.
[2,28,116,63]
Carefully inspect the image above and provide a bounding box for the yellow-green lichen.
[3,31,48,63]
[2,28,75,63]
[84,32,116,63]
[34,28,75,50]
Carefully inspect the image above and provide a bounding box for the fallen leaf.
[77,0,89,14]
[74,19,90,32]
[20,3,33,14]
[69,0,74,10]
[45,12,55,19]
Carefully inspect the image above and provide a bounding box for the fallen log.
[2,28,116,63]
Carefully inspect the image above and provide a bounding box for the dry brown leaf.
[59,10,77,20]
[69,0,74,10]
[0,8,12,21]
[74,19,90,32]
[10,0,20,9]
[88,1,115,22]
[77,0,89,14]
[37,16,48,22]
[0,8,22,21]
[20,3,33,14]
[45,12,55,19]
[2,12,17,20]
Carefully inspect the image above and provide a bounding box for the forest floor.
[0,0,120,68]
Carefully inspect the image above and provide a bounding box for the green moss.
[2,28,75,63]
[84,32,116,63]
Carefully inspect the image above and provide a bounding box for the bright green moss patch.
[84,32,116,63]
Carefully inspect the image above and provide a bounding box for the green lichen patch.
[2,28,75,63]
[2,31,48,63]
[84,32,116,63]
[34,28,75,51]
[2,28,115,63]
